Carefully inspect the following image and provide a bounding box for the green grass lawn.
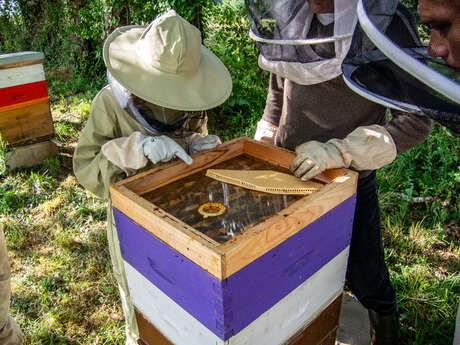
[0,77,458,344]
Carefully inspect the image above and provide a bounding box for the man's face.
[307,0,334,14]
[419,0,460,68]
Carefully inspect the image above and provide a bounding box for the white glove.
[138,134,193,165]
[188,134,221,154]
[290,125,397,181]
[254,119,278,144]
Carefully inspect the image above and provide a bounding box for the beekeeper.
[73,10,232,344]
[246,0,431,344]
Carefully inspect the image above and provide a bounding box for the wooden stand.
[110,137,358,345]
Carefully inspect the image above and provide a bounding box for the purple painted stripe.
[114,193,356,340]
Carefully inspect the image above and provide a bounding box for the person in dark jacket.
[249,0,432,344]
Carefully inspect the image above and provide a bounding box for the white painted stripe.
[0,64,45,89]
[125,247,349,345]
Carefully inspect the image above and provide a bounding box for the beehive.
[0,52,54,147]
[110,137,358,345]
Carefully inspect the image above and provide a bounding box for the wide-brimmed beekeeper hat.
[103,10,232,111]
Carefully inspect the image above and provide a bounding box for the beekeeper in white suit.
[73,10,232,344]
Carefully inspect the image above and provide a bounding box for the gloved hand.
[188,134,221,154]
[138,134,193,165]
[290,125,397,181]
[254,119,278,144]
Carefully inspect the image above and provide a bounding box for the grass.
[376,124,460,344]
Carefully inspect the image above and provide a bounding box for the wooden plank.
[0,51,44,67]
[136,309,173,345]
[0,59,44,70]
[118,137,245,195]
[125,248,348,345]
[0,81,48,108]
[0,64,45,89]
[0,101,54,146]
[287,295,342,345]
[111,187,224,278]
[0,96,49,113]
[242,138,332,184]
[219,169,357,278]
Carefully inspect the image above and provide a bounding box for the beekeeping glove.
[254,119,278,144]
[188,133,221,154]
[290,125,397,181]
[101,132,192,176]
[138,134,193,165]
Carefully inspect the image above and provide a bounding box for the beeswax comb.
[206,169,323,195]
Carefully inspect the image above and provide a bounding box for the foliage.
[0,135,11,176]
[377,124,460,227]
[204,0,269,140]
[0,0,211,77]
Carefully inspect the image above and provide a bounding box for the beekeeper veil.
[342,0,460,133]
[246,0,358,84]
[107,71,205,136]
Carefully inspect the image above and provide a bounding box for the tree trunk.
[111,0,130,28]
[16,0,45,42]
[192,4,202,32]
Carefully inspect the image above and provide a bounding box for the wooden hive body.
[0,52,55,147]
[110,138,358,345]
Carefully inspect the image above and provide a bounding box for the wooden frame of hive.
[110,137,358,345]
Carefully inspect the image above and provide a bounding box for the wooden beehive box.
[0,51,54,147]
[110,137,358,345]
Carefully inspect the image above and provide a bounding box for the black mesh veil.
[343,49,460,133]
[342,0,460,134]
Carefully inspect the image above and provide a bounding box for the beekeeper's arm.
[183,111,222,154]
[73,91,193,199]
[101,133,193,175]
[254,73,284,144]
[384,109,432,154]
[290,111,432,181]
[73,93,128,200]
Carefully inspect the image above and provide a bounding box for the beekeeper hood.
[246,0,359,84]
[103,10,232,112]
[342,0,460,133]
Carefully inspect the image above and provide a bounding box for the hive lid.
[206,169,323,195]
[0,51,44,66]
